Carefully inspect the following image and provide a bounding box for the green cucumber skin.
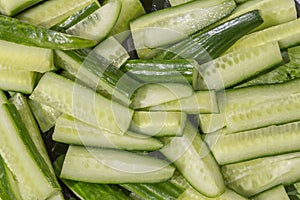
[51,2,100,32]
[0,15,97,50]
[54,155,130,200]
[0,0,45,16]
[121,59,194,83]
[155,10,263,63]
[121,182,184,200]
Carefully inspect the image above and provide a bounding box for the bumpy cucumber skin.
[155,10,263,63]
[0,15,97,50]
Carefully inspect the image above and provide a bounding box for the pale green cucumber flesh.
[0,104,60,199]
[132,83,193,109]
[0,40,54,73]
[149,90,219,114]
[131,0,236,58]
[130,111,187,137]
[252,185,289,200]
[207,121,300,165]
[178,188,247,200]
[0,0,44,16]
[93,36,129,68]
[160,122,225,197]
[16,0,97,28]
[168,0,193,6]
[0,90,8,103]
[66,0,121,42]
[195,42,282,90]
[30,72,133,134]
[60,145,175,184]
[222,152,300,197]
[53,114,163,151]
[0,70,36,94]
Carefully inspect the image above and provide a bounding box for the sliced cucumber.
[131,0,236,58]
[0,70,37,94]
[222,152,300,197]
[207,121,300,165]
[16,0,97,29]
[0,103,60,199]
[66,0,122,42]
[109,0,145,42]
[28,99,62,133]
[228,18,300,53]
[0,0,44,16]
[30,72,133,135]
[0,15,97,50]
[93,36,129,68]
[0,90,7,103]
[130,111,187,137]
[149,90,219,114]
[51,2,101,32]
[60,145,175,184]
[168,0,193,6]
[160,122,225,197]
[132,83,193,109]
[0,40,54,73]
[252,185,289,200]
[53,114,163,151]
[0,155,22,200]
[220,0,297,31]
[194,42,282,90]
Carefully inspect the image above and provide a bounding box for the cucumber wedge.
[0,15,97,50]
[0,0,44,16]
[0,103,60,199]
[228,18,300,53]
[252,185,289,200]
[130,111,187,137]
[194,42,282,90]
[168,0,193,6]
[0,70,37,94]
[160,122,225,197]
[0,40,54,73]
[30,72,133,135]
[131,0,236,58]
[0,90,7,103]
[53,114,163,151]
[66,0,121,42]
[60,145,175,184]
[16,0,97,29]
[222,152,300,197]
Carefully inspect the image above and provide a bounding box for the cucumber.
[0,155,22,200]
[54,50,139,106]
[130,0,236,58]
[149,90,219,114]
[121,181,184,200]
[207,121,300,165]
[16,0,97,29]
[53,114,163,151]
[121,59,196,83]
[0,0,44,16]
[28,99,62,133]
[222,152,300,197]
[54,155,131,200]
[194,42,282,90]
[168,0,193,6]
[0,90,7,103]
[0,103,60,199]
[155,10,263,62]
[219,0,297,31]
[9,93,54,173]
[228,18,300,53]
[60,145,175,184]
[0,40,54,73]
[131,83,193,109]
[0,70,37,94]
[93,36,130,68]
[51,2,101,32]
[251,185,289,200]
[160,122,225,197]
[66,0,121,42]
[0,15,97,50]
[30,72,133,135]
[130,111,187,137]
[109,0,145,42]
